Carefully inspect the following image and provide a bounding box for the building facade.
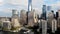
[20,10,27,26]
[27,10,38,27]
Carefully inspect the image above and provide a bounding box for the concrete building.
[58,10,60,17]
[0,17,11,30]
[47,11,54,28]
[27,10,38,27]
[20,10,27,26]
[41,19,47,34]
[11,9,21,28]
[58,10,60,28]
[52,19,57,33]
[47,6,51,18]
[3,21,11,31]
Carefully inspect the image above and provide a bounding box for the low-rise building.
[3,21,11,31]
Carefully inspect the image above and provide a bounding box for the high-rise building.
[20,10,27,26]
[47,10,55,29]
[52,19,57,33]
[56,12,58,19]
[12,10,19,18]
[28,0,32,12]
[27,10,38,27]
[12,9,20,28]
[58,10,60,28]
[47,6,51,11]
[41,19,47,34]
[3,21,11,31]
[42,5,47,20]
[47,6,51,18]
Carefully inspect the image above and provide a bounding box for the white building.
[58,10,60,28]
[52,19,57,33]
[3,21,11,31]
[47,11,54,29]
[41,19,47,34]
[12,9,21,28]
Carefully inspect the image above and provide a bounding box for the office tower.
[20,10,27,26]
[47,6,51,11]
[28,0,32,12]
[47,10,55,32]
[52,19,57,33]
[58,10,60,28]
[41,19,47,34]
[42,5,47,20]
[12,10,20,28]
[58,10,60,17]
[12,10,19,18]
[47,6,51,18]
[56,12,58,19]
[27,10,38,27]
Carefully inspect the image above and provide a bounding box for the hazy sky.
[0,0,60,17]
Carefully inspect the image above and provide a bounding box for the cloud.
[5,0,28,7]
[51,1,60,11]
[0,0,4,6]
[0,8,12,13]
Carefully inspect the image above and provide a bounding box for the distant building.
[47,6,51,18]
[27,10,38,27]
[0,17,11,22]
[52,19,57,33]
[20,10,27,26]
[28,0,32,11]
[56,12,58,19]
[58,10,60,17]
[47,10,54,29]
[47,6,51,11]
[12,10,19,18]
[41,19,47,34]
[3,21,11,31]
[42,5,47,20]
[12,9,20,28]
[57,10,60,28]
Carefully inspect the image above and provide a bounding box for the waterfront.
[0,28,60,34]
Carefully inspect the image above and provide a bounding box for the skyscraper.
[42,5,46,20]
[28,0,32,12]
[12,10,19,18]
[20,10,27,26]
[47,6,51,11]
[47,6,51,18]
[56,12,58,19]
[27,10,38,27]
[58,10,60,28]
[12,9,20,28]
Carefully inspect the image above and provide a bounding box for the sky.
[0,0,60,17]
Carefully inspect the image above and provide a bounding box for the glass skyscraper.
[28,0,32,12]
[42,5,47,20]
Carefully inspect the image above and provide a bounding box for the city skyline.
[0,0,60,17]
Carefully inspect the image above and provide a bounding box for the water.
[0,28,60,34]
[0,31,34,34]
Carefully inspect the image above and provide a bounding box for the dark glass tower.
[56,12,58,19]
[42,5,47,20]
